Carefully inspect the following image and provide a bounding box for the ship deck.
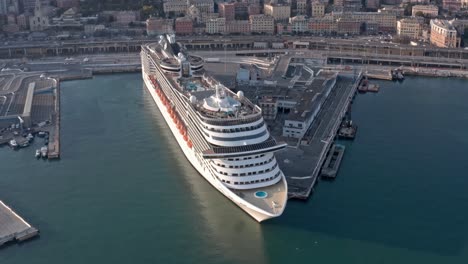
[234,177,287,216]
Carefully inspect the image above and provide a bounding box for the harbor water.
[1,74,468,264]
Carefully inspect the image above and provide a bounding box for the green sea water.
[1,74,468,264]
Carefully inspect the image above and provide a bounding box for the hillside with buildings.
[0,0,467,47]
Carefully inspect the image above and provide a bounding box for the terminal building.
[250,65,339,140]
[281,74,337,139]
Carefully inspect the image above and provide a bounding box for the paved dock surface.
[277,74,359,199]
[0,200,38,246]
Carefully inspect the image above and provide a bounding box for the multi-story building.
[249,14,275,34]
[248,4,261,15]
[175,17,193,34]
[309,15,337,34]
[0,0,8,15]
[430,19,460,48]
[29,0,49,31]
[264,3,291,22]
[234,1,249,18]
[342,0,363,11]
[56,0,79,9]
[378,5,405,17]
[226,19,250,34]
[412,5,438,17]
[23,0,37,12]
[336,11,396,33]
[7,12,15,24]
[218,2,235,21]
[365,21,379,34]
[337,17,361,35]
[114,11,140,26]
[146,17,174,36]
[206,17,225,34]
[16,13,29,29]
[442,0,462,12]
[397,18,422,39]
[189,0,214,14]
[366,0,381,10]
[311,2,325,17]
[290,15,308,33]
[296,0,307,15]
[163,0,188,16]
[199,12,218,24]
[6,0,20,14]
[49,7,86,30]
[277,22,292,35]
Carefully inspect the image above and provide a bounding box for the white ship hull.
[143,73,286,222]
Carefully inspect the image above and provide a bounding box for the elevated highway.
[1,36,468,69]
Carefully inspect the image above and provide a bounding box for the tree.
[415,11,424,17]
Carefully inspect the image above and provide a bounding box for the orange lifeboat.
[187,140,192,149]
[183,135,188,141]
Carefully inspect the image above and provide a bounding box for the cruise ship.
[140,34,287,222]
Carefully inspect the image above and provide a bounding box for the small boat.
[397,72,404,80]
[40,146,48,158]
[35,149,41,158]
[27,133,34,141]
[37,131,46,138]
[9,139,18,148]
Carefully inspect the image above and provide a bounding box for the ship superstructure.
[140,34,287,222]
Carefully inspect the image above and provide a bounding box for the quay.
[199,52,357,200]
[321,144,346,179]
[364,69,393,81]
[212,54,364,200]
[0,200,39,246]
[47,79,60,159]
[290,75,358,199]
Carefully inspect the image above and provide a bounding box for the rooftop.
[431,19,456,30]
[286,75,336,122]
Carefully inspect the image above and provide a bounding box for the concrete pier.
[0,200,38,246]
[280,72,361,199]
[364,69,393,80]
[47,78,60,159]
